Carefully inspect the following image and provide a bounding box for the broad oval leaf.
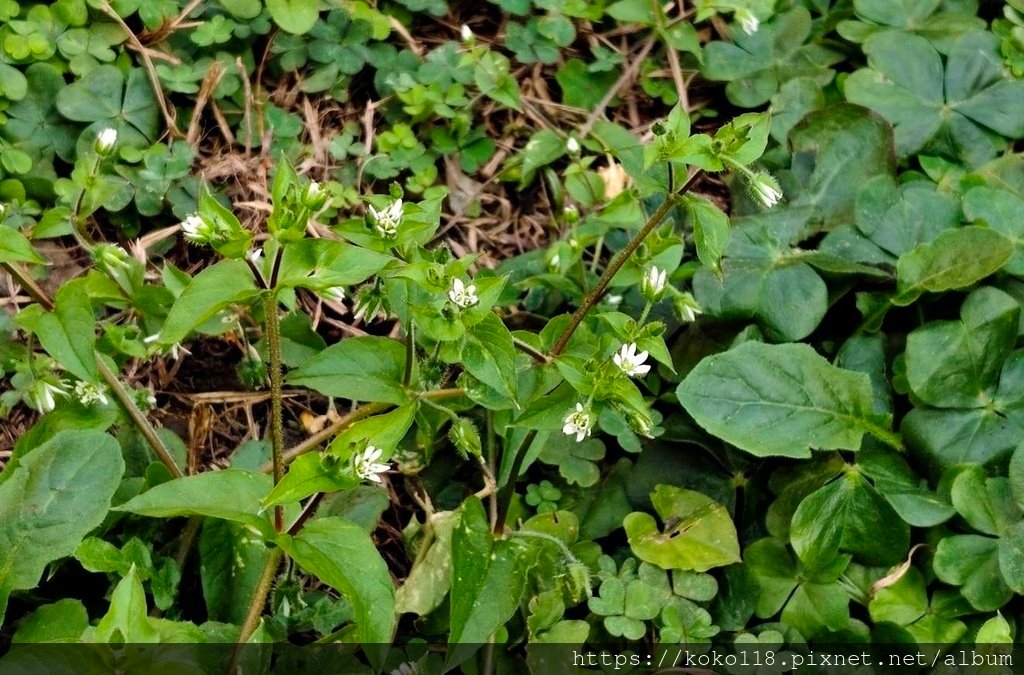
[894,226,1013,305]
[115,469,276,538]
[159,260,260,345]
[677,341,897,458]
[276,517,395,643]
[0,430,124,623]
[286,336,409,404]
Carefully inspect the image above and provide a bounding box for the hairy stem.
[262,291,285,532]
[512,336,549,364]
[549,169,703,357]
[2,261,183,478]
[230,547,284,663]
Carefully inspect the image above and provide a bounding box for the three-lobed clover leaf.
[702,6,843,108]
[845,31,1024,166]
[837,0,985,54]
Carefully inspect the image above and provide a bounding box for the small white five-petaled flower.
[181,214,218,244]
[749,171,783,209]
[95,127,118,155]
[460,24,474,41]
[736,8,760,35]
[353,445,390,484]
[74,380,110,407]
[642,265,668,300]
[566,136,581,155]
[562,403,593,443]
[448,278,479,308]
[613,342,651,378]
[391,662,417,675]
[368,199,403,238]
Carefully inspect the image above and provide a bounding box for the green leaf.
[904,286,1019,408]
[786,103,897,228]
[277,239,393,291]
[11,599,89,643]
[159,260,260,345]
[200,518,271,624]
[395,511,459,616]
[462,313,518,403]
[683,195,730,273]
[286,336,409,404]
[963,187,1024,276]
[677,341,897,459]
[624,484,740,572]
[14,279,97,382]
[115,470,276,538]
[790,470,910,572]
[934,535,1011,611]
[277,517,395,643]
[266,0,319,34]
[0,430,124,624]
[0,228,43,265]
[449,499,536,662]
[895,227,1012,305]
[263,453,358,507]
[845,31,1024,165]
[92,566,158,643]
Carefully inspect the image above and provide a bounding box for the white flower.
[305,180,327,210]
[548,253,561,271]
[642,265,668,300]
[321,286,346,303]
[180,214,218,244]
[448,278,479,308]
[28,379,67,413]
[748,171,783,209]
[95,127,118,155]
[566,136,581,155]
[606,294,623,307]
[392,663,417,675]
[73,381,109,407]
[353,445,390,483]
[613,342,651,378]
[0,203,6,218]
[368,199,403,239]
[460,24,474,42]
[736,8,759,35]
[144,333,187,361]
[248,248,263,266]
[678,291,703,323]
[562,403,593,443]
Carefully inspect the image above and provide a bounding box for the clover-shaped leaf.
[845,31,1024,166]
[538,435,606,487]
[837,0,985,53]
[902,287,1024,473]
[702,6,842,108]
[55,65,159,148]
[625,484,740,572]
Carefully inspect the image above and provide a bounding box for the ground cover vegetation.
[1,0,1024,671]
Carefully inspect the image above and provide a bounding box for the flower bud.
[95,128,118,156]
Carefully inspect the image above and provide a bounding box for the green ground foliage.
[1,0,1024,670]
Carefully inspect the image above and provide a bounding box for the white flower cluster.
[74,380,110,407]
[180,214,220,245]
